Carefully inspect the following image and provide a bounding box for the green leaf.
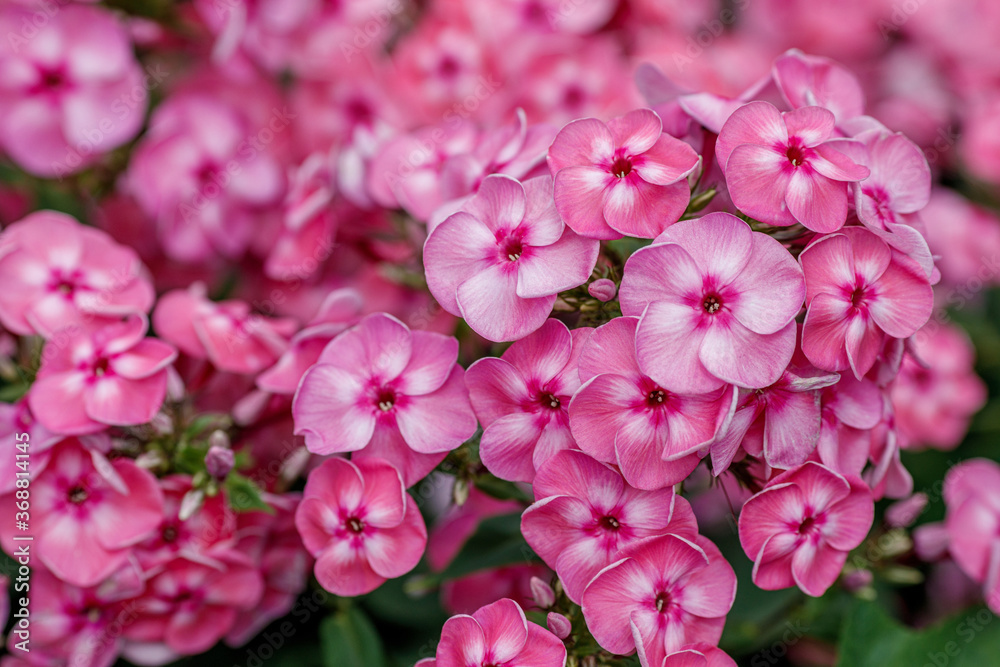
[321,606,387,667]
[473,474,533,503]
[837,599,1000,666]
[225,474,273,513]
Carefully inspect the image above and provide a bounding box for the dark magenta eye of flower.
[540,393,560,410]
[346,517,365,534]
[786,144,805,167]
[703,294,722,314]
[93,357,110,377]
[611,156,633,178]
[376,388,396,412]
[798,516,817,535]
[162,525,179,543]
[654,591,671,613]
[501,236,524,262]
[599,515,620,530]
[850,286,867,309]
[67,485,88,504]
[646,389,667,407]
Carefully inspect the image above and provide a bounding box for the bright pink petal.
[785,170,849,233]
[783,106,835,146]
[738,483,804,558]
[791,541,847,597]
[635,300,717,394]
[700,319,797,389]
[547,118,615,172]
[438,614,487,667]
[582,558,649,654]
[473,598,529,663]
[509,622,567,667]
[716,101,788,170]
[553,165,616,239]
[800,233,855,302]
[868,259,933,338]
[352,458,407,528]
[364,503,427,579]
[85,373,167,426]
[763,390,822,469]
[313,542,385,596]
[608,108,663,155]
[604,178,690,239]
[396,331,458,396]
[110,339,177,379]
[465,358,531,427]
[479,412,544,483]
[801,293,852,372]
[397,365,477,453]
[293,364,375,454]
[616,418,699,490]
[516,228,600,299]
[568,374,639,463]
[457,263,555,342]
[577,316,641,381]
[634,134,700,186]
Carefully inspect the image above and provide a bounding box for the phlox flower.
[661,645,738,667]
[716,101,870,232]
[293,312,476,486]
[521,449,698,603]
[799,227,933,379]
[417,598,566,667]
[424,175,599,342]
[568,317,735,490]
[0,439,163,588]
[771,49,866,124]
[466,318,590,483]
[548,108,700,239]
[738,461,873,597]
[0,211,154,337]
[29,315,177,435]
[620,212,805,394]
[294,457,427,596]
[582,533,736,667]
[153,283,297,376]
[0,4,147,177]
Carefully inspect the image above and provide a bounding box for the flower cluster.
[0,1,997,666]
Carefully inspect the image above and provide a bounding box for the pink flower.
[582,534,736,666]
[29,315,177,435]
[421,598,566,667]
[121,555,264,661]
[466,319,590,482]
[153,283,297,376]
[20,565,144,667]
[771,49,865,124]
[738,462,873,597]
[709,349,840,472]
[0,400,61,494]
[568,317,734,490]
[0,211,154,337]
[294,457,427,596]
[521,449,698,603]
[0,4,147,177]
[892,324,987,451]
[620,212,806,393]
[293,312,476,486]
[548,108,700,239]
[716,101,870,232]
[942,459,1000,614]
[424,175,599,342]
[441,565,552,617]
[0,439,163,587]
[799,227,934,378]
[588,278,617,302]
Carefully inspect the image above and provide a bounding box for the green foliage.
[321,606,387,667]
[225,473,273,513]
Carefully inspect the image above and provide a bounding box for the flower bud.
[587,278,617,302]
[546,612,571,639]
[530,576,556,608]
[208,429,231,450]
[205,445,235,480]
[842,569,873,592]
[885,493,928,528]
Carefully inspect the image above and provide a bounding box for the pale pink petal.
[844,228,892,284]
[397,365,477,453]
[782,462,852,513]
[715,101,788,170]
[355,424,447,488]
[465,358,531,427]
[801,293,852,372]
[844,316,883,379]
[302,457,365,515]
[724,144,797,227]
[516,228,600,299]
[763,390,822,469]
[479,412,544,483]
[635,300,716,394]
[28,373,100,435]
[619,242,704,316]
[352,458,407,528]
[634,134,700,186]
[604,178,690,239]
[700,319,797,389]
[800,234,855,302]
[783,106,835,146]
[547,118,615,171]
[293,365,375,454]
[364,504,427,579]
[568,374,640,463]
[502,318,572,385]
[785,170,849,234]
[681,537,737,618]
[608,109,663,155]
[456,263,555,342]
[85,373,167,426]
[110,339,177,379]
[423,212,497,314]
[520,176,565,247]
[553,165,616,240]
[616,417,698,490]
[396,331,458,396]
[313,543,385,596]
[811,142,870,182]
[521,495,591,566]
[656,213,755,287]
[727,233,805,334]
[868,259,933,338]
[464,175,527,234]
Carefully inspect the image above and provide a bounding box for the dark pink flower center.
[611,156,633,178]
[501,236,524,263]
[655,591,672,613]
[850,286,867,309]
[702,293,723,314]
[599,515,621,530]
[376,388,396,412]
[346,516,365,534]
[68,485,89,505]
[539,392,561,410]
[438,56,460,79]
[786,144,805,167]
[93,357,110,378]
[563,86,585,109]
[162,525,179,543]
[646,388,667,408]
[34,66,70,95]
[798,515,818,535]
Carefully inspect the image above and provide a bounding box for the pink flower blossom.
[547,108,700,239]
[799,227,934,378]
[441,565,552,617]
[466,318,590,482]
[153,283,297,376]
[0,400,61,494]
[294,457,427,596]
[0,439,163,587]
[29,315,177,435]
[0,4,147,177]
[582,534,736,666]
[121,555,264,661]
[942,459,1000,614]
[738,462,873,597]
[424,175,599,342]
[771,49,865,125]
[588,278,617,302]
[620,212,806,393]
[0,211,154,337]
[420,598,566,667]
[662,645,738,667]
[293,312,476,486]
[892,324,987,451]
[815,374,883,477]
[522,449,698,603]
[716,101,870,232]
[568,316,734,489]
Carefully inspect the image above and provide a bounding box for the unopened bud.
[205,445,235,479]
[587,278,617,302]
[547,612,571,639]
[530,576,556,608]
